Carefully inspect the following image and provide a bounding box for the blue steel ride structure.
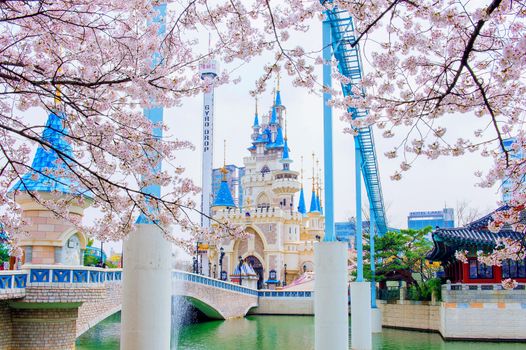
[324,8,388,236]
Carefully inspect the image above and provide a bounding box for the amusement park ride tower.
[199,59,218,229]
[197,59,218,277]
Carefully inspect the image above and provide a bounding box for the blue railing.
[173,270,258,296]
[258,290,313,298]
[24,266,122,285]
[0,271,28,292]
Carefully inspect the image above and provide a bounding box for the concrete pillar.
[351,282,372,350]
[371,307,382,333]
[314,241,348,350]
[121,224,172,350]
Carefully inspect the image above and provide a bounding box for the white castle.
[208,86,325,289]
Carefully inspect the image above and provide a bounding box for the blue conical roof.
[282,139,289,160]
[275,90,282,106]
[316,194,323,215]
[309,190,319,213]
[298,187,306,215]
[11,111,90,198]
[270,106,278,124]
[253,112,259,128]
[275,127,284,145]
[213,179,236,208]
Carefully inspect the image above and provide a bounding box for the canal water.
[76,312,526,350]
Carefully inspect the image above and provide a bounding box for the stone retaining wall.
[10,308,78,350]
[440,301,526,340]
[378,301,440,332]
[378,299,526,341]
[250,296,314,315]
[0,302,12,350]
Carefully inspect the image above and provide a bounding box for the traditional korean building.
[207,86,324,289]
[427,206,526,284]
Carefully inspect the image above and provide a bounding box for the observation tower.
[199,59,218,228]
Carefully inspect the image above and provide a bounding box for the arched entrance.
[246,255,264,289]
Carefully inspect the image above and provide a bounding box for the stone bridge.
[173,271,259,319]
[0,265,123,350]
[0,267,312,350]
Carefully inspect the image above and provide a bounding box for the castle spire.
[275,70,282,107]
[213,140,235,208]
[309,153,320,213]
[270,106,278,125]
[284,110,288,140]
[317,159,323,214]
[222,139,227,180]
[252,96,259,128]
[298,156,306,215]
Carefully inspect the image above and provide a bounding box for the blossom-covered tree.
[0,0,322,251]
[1,0,525,276]
[324,0,526,288]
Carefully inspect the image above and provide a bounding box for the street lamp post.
[213,264,217,279]
[196,242,199,274]
[219,247,225,280]
[284,264,287,286]
[208,261,211,277]
[100,241,104,267]
[238,256,243,286]
[303,264,307,273]
[192,257,197,274]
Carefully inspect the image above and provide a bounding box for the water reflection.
[76,312,526,350]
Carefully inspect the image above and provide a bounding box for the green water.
[76,313,526,350]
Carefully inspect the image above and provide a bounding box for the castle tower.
[10,111,92,265]
[209,81,323,288]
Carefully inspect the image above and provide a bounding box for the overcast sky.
[71,15,501,255]
[161,21,500,232]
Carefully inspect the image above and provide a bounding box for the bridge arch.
[184,296,224,319]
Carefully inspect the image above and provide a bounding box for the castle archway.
[233,226,267,282]
[246,255,264,289]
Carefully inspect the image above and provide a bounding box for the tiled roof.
[434,227,523,246]
[427,207,525,261]
[466,205,510,229]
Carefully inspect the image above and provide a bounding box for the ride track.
[324,7,388,236]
